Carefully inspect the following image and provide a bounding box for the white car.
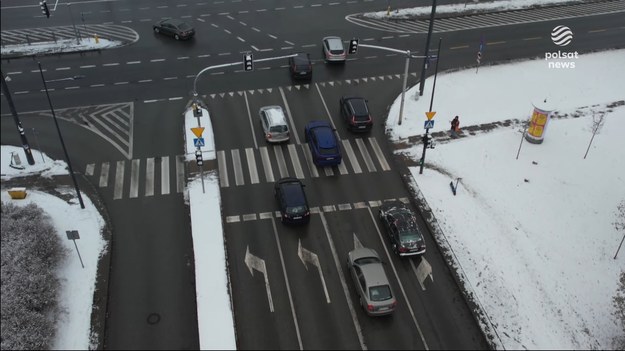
[322,36,346,63]
[259,106,290,143]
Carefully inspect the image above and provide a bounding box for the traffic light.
[195,149,204,167]
[348,38,359,55]
[243,53,253,72]
[40,0,50,18]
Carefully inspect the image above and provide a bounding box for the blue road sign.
[194,138,205,147]
[424,120,435,129]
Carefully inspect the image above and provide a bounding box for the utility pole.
[1,70,35,165]
[419,38,442,175]
[418,0,437,97]
[38,62,85,209]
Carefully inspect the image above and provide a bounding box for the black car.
[378,201,426,256]
[274,177,310,224]
[153,19,195,40]
[288,53,312,80]
[340,96,373,132]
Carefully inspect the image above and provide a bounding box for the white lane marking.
[366,207,429,349]
[243,91,258,149]
[161,156,170,195]
[273,146,289,178]
[298,239,331,303]
[301,146,319,178]
[99,162,109,187]
[342,140,362,174]
[368,137,390,171]
[279,86,301,145]
[85,164,95,176]
[242,213,257,221]
[113,160,124,200]
[145,157,154,197]
[80,65,96,68]
[288,144,305,179]
[269,217,303,349]
[244,247,273,312]
[231,149,244,186]
[314,83,341,140]
[318,212,367,350]
[103,63,119,66]
[56,67,70,71]
[217,150,229,187]
[226,215,240,223]
[259,146,274,183]
[127,61,141,64]
[150,58,165,62]
[245,148,259,184]
[129,159,140,198]
[356,138,376,172]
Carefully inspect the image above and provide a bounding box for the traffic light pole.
[418,0,437,97]
[357,44,427,125]
[1,71,36,165]
[192,53,298,97]
[419,38,442,175]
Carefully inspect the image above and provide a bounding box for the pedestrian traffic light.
[243,54,253,72]
[348,38,359,55]
[40,0,50,18]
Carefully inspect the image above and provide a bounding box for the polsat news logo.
[545,25,578,68]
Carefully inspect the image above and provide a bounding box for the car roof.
[292,53,311,64]
[260,106,287,126]
[277,178,306,205]
[324,36,344,50]
[343,97,368,115]
[307,121,336,148]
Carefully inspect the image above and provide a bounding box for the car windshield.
[354,256,380,265]
[270,125,288,133]
[369,285,392,301]
[286,206,307,214]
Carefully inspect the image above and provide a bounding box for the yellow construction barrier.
[8,187,27,199]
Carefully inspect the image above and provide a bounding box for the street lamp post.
[37,62,85,209]
[419,38,442,175]
[1,70,36,165]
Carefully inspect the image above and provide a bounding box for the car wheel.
[154,27,160,34]
[174,34,180,40]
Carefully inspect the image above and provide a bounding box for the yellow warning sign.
[425,111,436,120]
[191,127,205,138]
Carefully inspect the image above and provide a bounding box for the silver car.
[347,247,397,316]
[322,36,346,63]
[259,106,290,143]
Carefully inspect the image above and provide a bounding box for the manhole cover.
[147,313,161,325]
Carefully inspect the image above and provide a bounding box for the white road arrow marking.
[244,246,274,312]
[298,239,331,303]
[353,232,364,249]
[411,257,434,291]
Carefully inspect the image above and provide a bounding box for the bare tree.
[614,271,625,349]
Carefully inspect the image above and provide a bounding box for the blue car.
[304,120,342,167]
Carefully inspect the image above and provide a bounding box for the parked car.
[347,247,397,316]
[322,36,346,63]
[378,200,426,257]
[304,120,341,167]
[288,53,313,80]
[153,19,195,40]
[339,96,373,132]
[274,177,310,224]
[259,106,290,143]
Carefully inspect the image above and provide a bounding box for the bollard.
[387,6,391,16]
[94,33,99,44]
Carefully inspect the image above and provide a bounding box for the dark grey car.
[153,19,195,40]
[347,247,397,316]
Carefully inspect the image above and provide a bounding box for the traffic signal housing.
[40,0,50,18]
[243,54,253,72]
[348,38,359,55]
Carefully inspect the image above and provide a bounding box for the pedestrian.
[450,116,460,138]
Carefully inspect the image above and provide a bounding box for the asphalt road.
[2,0,625,349]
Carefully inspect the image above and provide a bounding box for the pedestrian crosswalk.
[217,137,391,188]
[85,155,185,200]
